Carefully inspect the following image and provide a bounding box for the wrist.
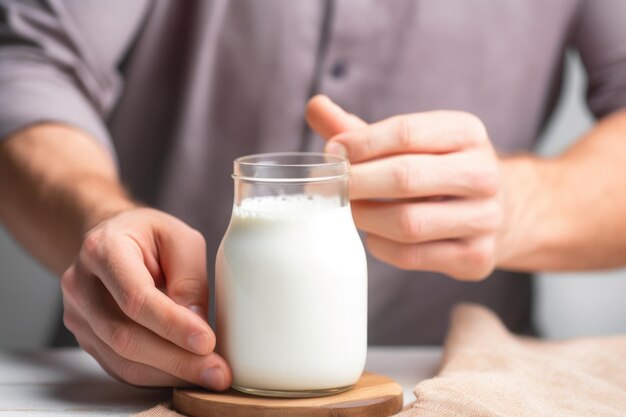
[77,180,139,234]
[496,155,548,270]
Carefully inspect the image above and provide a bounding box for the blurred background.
[1,51,625,349]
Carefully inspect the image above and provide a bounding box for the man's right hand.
[61,207,232,389]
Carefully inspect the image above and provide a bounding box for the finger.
[64,306,187,387]
[157,224,209,322]
[348,153,499,200]
[89,334,190,387]
[352,199,501,244]
[93,311,232,390]
[306,95,367,141]
[328,111,488,163]
[71,272,232,390]
[366,234,495,281]
[79,232,215,356]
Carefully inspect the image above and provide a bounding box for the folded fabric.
[396,303,626,417]
[132,403,184,417]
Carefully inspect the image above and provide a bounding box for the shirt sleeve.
[0,0,149,158]
[573,0,626,118]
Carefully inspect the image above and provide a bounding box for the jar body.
[215,153,367,397]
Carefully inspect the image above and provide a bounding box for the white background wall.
[0,52,625,349]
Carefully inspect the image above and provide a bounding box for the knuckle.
[159,313,177,340]
[168,354,190,380]
[396,116,418,149]
[116,361,145,386]
[466,244,490,272]
[465,164,500,197]
[169,277,207,302]
[82,230,104,260]
[482,200,504,231]
[362,132,376,160]
[459,240,495,280]
[108,325,136,357]
[393,158,419,195]
[60,267,76,295]
[469,200,502,234]
[398,205,421,241]
[62,310,78,333]
[60,270,82,312]
[119,289,147,320]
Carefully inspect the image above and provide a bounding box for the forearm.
[498,109,626,271]
[0,123,136,275]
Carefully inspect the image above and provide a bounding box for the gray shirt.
[1,0,625,344]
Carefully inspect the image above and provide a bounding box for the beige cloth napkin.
[132,403,184,417]
[135,303,626,417]
[396,303,626,417]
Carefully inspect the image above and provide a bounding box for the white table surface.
[0,347,442,416]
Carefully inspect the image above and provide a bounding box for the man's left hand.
[307,95,504,280]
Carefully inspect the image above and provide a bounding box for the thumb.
[158,225,210,323]
[306,95,368,141]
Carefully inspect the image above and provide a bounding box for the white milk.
[216,194,367,392]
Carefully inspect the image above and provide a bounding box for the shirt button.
[330,61,348,78]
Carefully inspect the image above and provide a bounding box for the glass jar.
[216,152,367,398]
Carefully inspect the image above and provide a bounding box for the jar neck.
[234,178,349,208]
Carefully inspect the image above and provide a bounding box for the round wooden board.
[173,372,403,417]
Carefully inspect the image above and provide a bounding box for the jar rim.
[233,152,349,183]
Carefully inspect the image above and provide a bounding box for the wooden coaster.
[173,372,403,417]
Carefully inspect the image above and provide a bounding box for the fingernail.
[201,367,226,390]
[326,142,348,158]
[188,305,207,321]
[187,332,210,355]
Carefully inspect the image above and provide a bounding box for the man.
[1,0,625,391]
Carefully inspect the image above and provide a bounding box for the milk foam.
[216,194,367,391]
[235,194,343,216]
